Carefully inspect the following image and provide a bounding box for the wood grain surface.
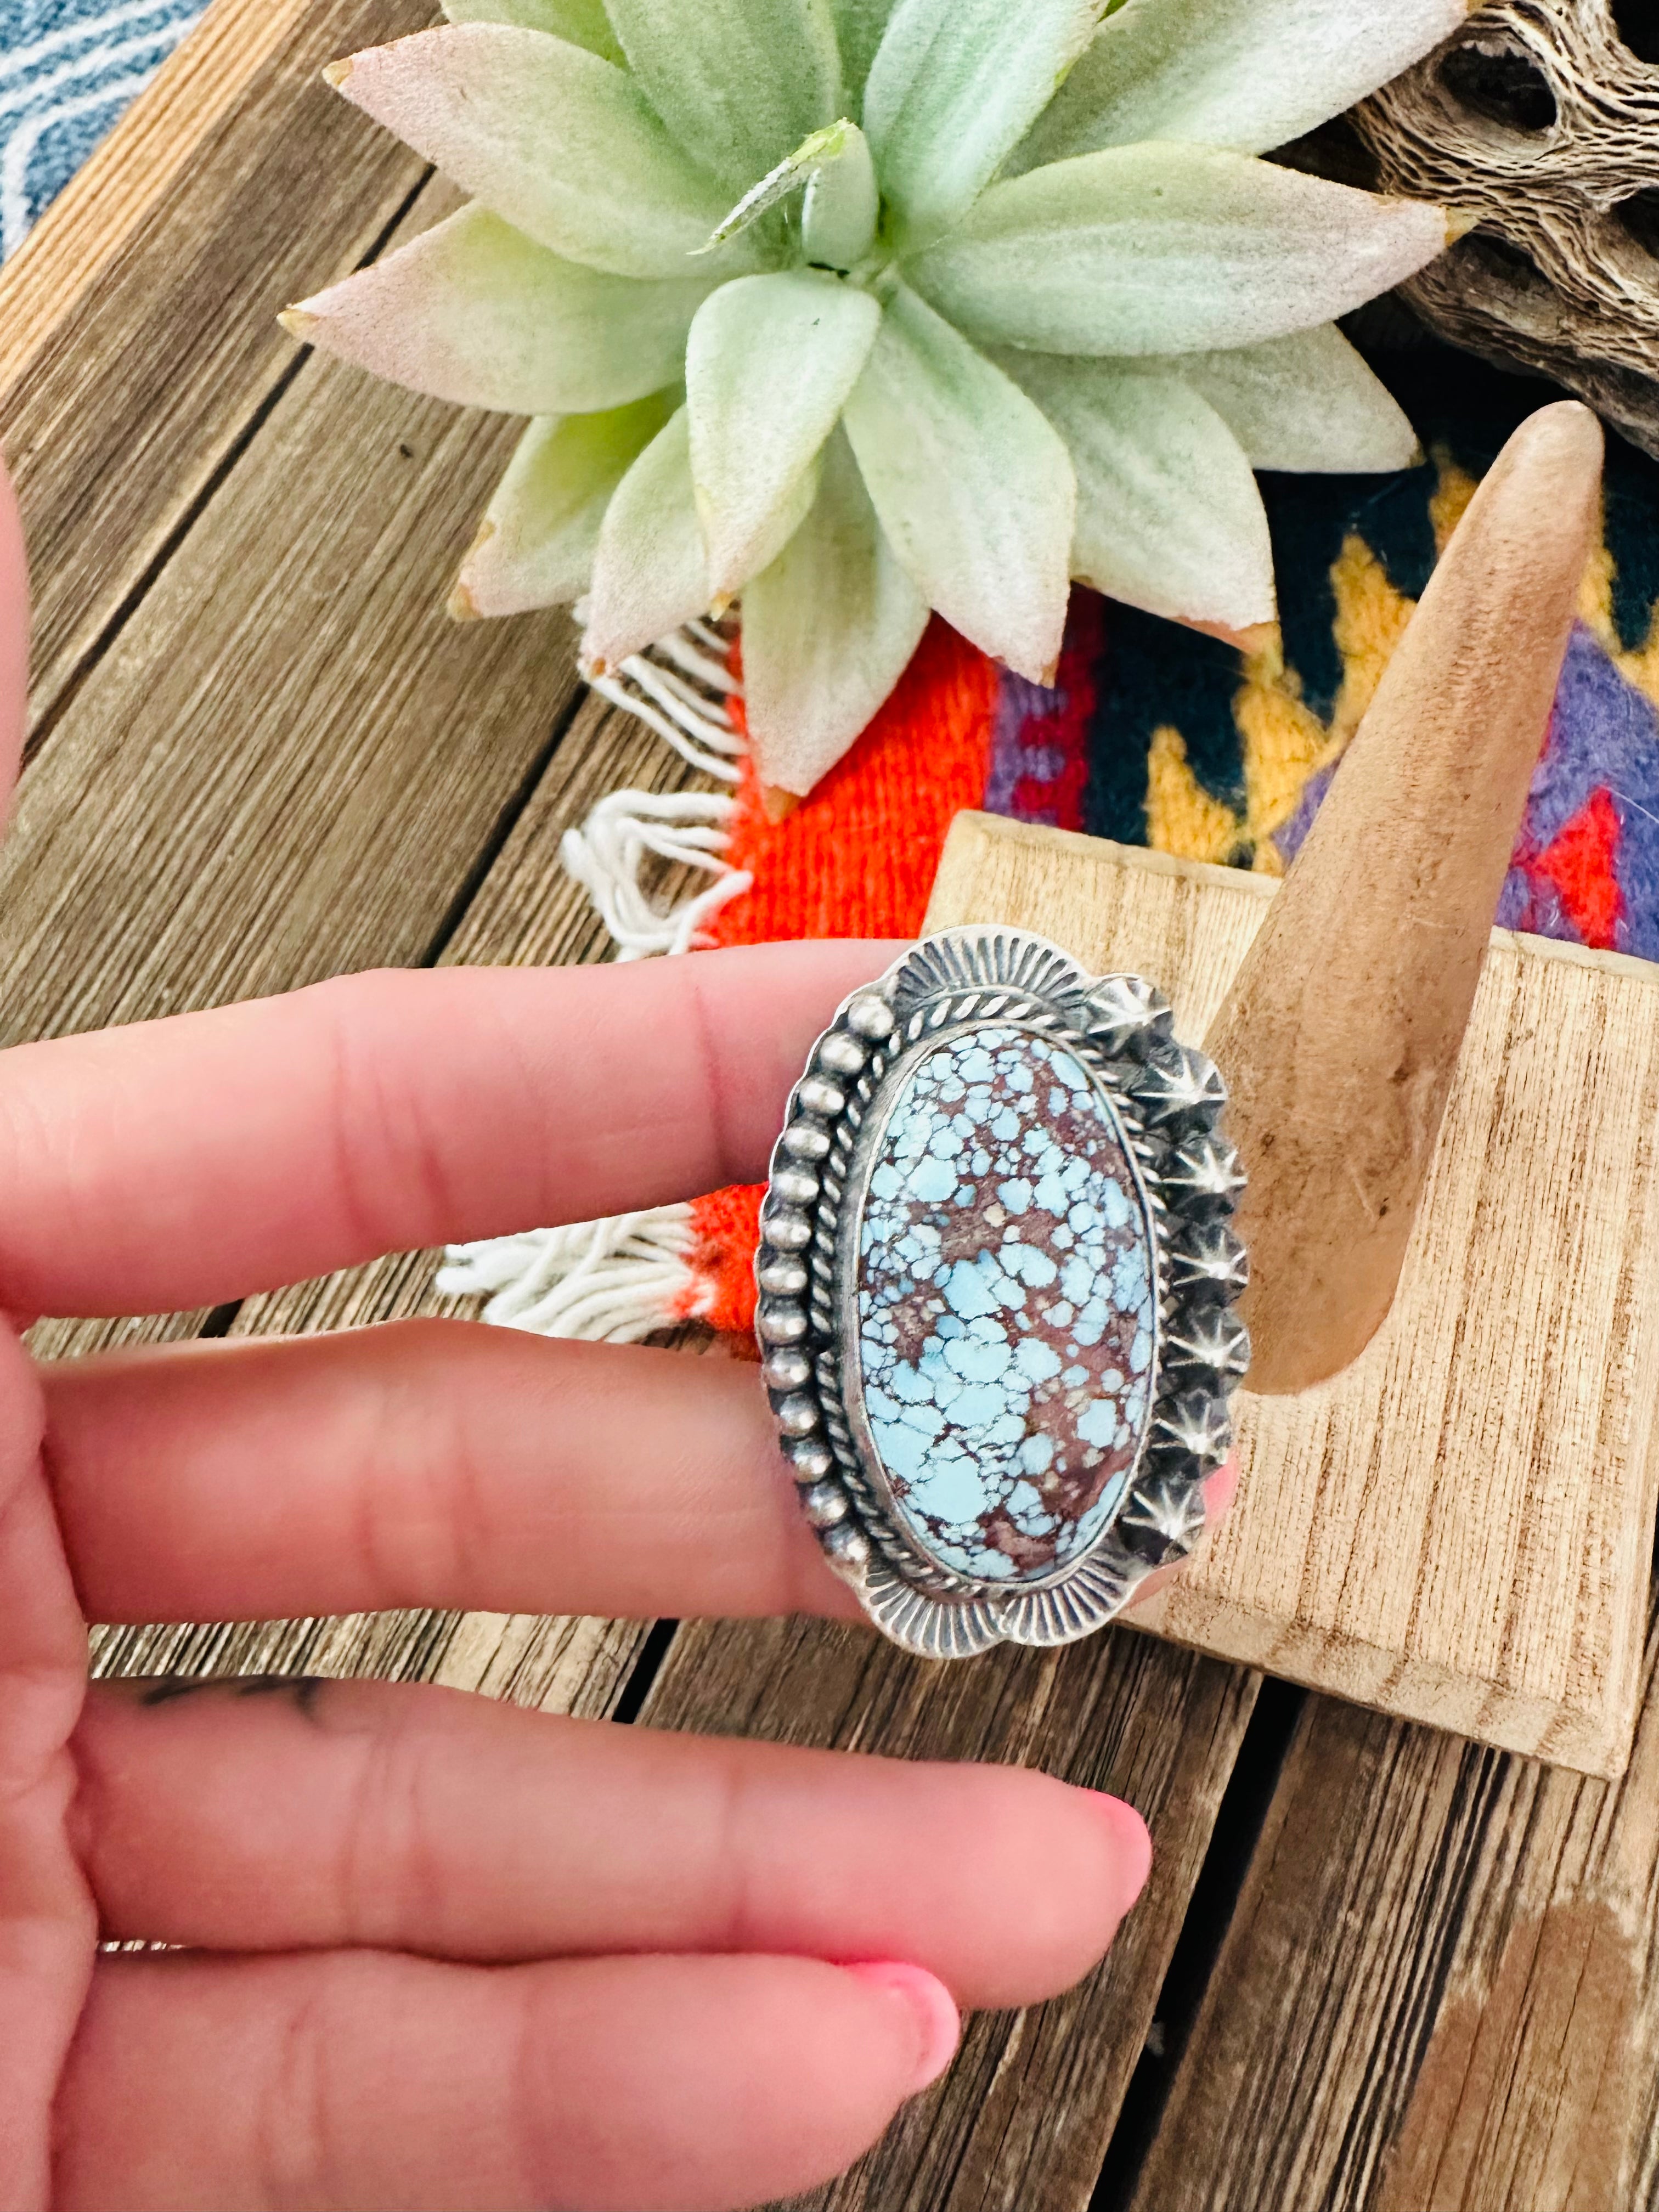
[0,0,439,734]
[4,0,1654,2200]
[928,812,1659,1779]
[1130,1581,1659,2212]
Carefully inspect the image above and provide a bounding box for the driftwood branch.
[1205,400,1604,1394]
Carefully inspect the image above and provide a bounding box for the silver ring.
[755,928,1249,1657]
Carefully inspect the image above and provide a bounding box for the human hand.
[0,472,1228,2211]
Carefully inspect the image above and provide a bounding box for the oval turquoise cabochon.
[853,1024,1158,1588]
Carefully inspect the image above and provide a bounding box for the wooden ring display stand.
[926,403,1659,1779]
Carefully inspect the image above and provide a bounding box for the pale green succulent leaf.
[583,405,712,670]
[1172,325,1421,472]
[440,0,622,64]
[1005,352,1273,631]
[833,0,898,103]
[1017,0,1465,170]
[687,270,881,597]
[910,144,1451,357]
[286,205,715,416]
[801,123,878,269]
[603,0,840,195]
[864,0,1102,246]
[842,281,1074,681]
[328,26,741,279]
[458,394,676,618]
[743,428,929,794]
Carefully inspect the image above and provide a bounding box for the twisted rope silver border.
[755,928,1248,1659]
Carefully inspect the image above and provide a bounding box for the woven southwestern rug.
[0,0,200,260]
[442,341,1659,1344]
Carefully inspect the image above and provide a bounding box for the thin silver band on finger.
[756,929,1248,1658]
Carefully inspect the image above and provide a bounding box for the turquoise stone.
[855,1025,1155,1585]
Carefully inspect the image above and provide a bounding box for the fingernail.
[843,1961,960,2093]
[1089,1793,1153,1915]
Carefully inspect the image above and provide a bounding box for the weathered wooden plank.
[1129,1583,1659,2212]
[0,0,438,734]
[929,812,1659,1777]
[0,352,559,1042]
[642,1613,1256,2209]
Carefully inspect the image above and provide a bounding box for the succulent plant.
[287,0,1468,796]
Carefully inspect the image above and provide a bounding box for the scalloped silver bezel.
[757,927,1246,1658]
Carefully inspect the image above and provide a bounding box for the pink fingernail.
[843,1961,960,2093]
[1089,1793,1153,1915]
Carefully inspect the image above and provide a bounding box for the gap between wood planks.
[1089,1679,1308,2212]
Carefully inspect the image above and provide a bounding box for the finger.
[44,1329,1235,1629]
[44,1323,845,1623]
[0,1321,97,2207]
[71,1677,1150,2010]
[55,1949,958,2211]
[0,940,900,1318]
[0,497,89,2204]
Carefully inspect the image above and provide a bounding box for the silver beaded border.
[755,927,1248,1660]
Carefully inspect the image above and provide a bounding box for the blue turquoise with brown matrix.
[854,1025,1155,1585]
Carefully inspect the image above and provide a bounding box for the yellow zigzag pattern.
[1146,452,1659,871]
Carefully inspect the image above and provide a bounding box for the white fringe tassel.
[437,1206,713,1344]
[559,788,752,958]
[561,618,753,959]
[443,620,751,1340]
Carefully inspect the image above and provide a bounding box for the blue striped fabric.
[0,0,204,258]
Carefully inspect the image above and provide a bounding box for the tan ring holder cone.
[927,404,1659,1778]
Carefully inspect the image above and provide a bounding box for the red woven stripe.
[712,617,998,947]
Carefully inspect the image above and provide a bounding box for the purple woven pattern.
[1271,629,1659,960]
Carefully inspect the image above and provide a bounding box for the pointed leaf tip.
[292,205,715,417]
[330,26,738,280]
[913,146,1452,358]
[462,398,674,621]
[1015,0,1466,170]
[277,307,316,340]
[1169,326,1420,475]
[1000,354,1274,634]
[322,57,351,87]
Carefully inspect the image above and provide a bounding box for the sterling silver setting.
[756,928,1248,1658]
